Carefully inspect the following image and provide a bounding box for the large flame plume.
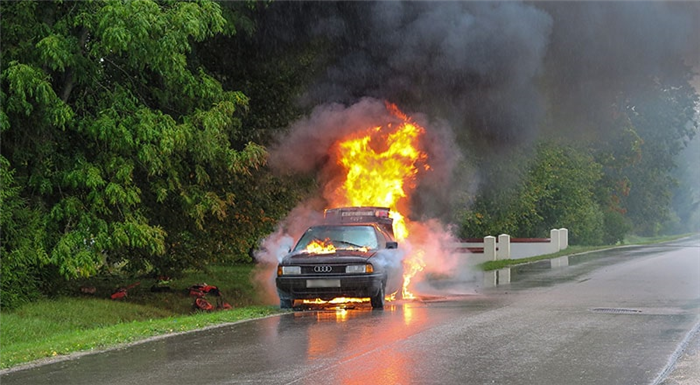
[326,102,429,298]
[256,98,470,305]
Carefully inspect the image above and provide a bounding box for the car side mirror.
[386,241,398,249]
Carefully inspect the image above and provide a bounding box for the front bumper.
[276,273,384,300]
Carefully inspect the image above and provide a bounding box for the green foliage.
[2,61,74,127]
[602,209,631,245]
[613,67,699,236]
[0,0,267,309]
[0,156,49,309]
[524,144,604,244]
[459,143,607,245]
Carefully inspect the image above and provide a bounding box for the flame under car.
[275,207,403,309]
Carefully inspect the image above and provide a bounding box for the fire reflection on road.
[283,300,436,385]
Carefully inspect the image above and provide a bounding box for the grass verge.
[1,264,281,370]
[480,245,613,271]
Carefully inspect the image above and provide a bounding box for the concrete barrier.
[454,228,568,261]
[453,228,569,288]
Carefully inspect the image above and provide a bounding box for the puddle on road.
[480,245,663,290]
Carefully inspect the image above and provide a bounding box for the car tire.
[370,283,385,309]
[278,289,293,309]
[280,298,293,309]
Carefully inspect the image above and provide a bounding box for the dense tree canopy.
[457,143,609,245]
[1,0,269,307]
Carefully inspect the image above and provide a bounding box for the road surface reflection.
[279,301,433,385]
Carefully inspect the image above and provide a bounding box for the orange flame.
[306,238,336,254]
[302,297,369,305]
[330,102,428,299]
[401,249,426,299]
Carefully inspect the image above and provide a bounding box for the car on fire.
[276,207,403,309]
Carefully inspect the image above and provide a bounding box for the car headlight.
[345,264,374,274]
[278,266,301,276]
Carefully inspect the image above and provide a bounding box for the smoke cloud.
[296,1,553,148]
[257,1,698,148]
[254,1,698,219]
[539,2,700,136]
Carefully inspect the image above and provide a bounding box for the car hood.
[282,249,377,263]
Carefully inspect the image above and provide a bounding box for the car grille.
[300,265,346,274]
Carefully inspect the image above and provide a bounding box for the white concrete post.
[497,234,511,260]
[550,229,561,252]
[484,236,496,261]
[559,228,568,249]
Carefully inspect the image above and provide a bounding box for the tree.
[459,142,606,245]
[622,68,699,235]
[1,0,265,306]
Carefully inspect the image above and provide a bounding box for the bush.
[602,210,632,245]
[565,203,604,245]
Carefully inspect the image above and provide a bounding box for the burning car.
[276,207,403,309]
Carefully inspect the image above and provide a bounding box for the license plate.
[306,279,341,288]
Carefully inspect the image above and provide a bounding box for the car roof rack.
[323,207,394,234]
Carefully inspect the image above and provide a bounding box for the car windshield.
[294,225,379,253]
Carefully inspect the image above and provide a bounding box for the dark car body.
[275,207,403,309]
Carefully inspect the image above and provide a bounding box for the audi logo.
[313,265,332,273]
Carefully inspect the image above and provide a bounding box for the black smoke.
[258,1,697,138]
[538,1,700,136]
[266,2,553,149]
[258,1,699,218]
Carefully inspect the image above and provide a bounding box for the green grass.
[479,233,695,271]
[622,233,694,245]
[480,245,614,271]
[0,264,281,370]
[54,264,268,314]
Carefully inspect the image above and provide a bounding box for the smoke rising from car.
[253,202,325,304]
[255,1,699,206]
[260,1,698,143]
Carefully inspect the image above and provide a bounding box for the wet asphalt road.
[2,237,699,385]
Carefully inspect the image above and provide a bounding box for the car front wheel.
[277,289,293,309]
[370,283,385,309]
[280,298,293,309]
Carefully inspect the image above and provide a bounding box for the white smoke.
[369,248,407,295]
[400,219,478,296]
[252,201,326,304]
